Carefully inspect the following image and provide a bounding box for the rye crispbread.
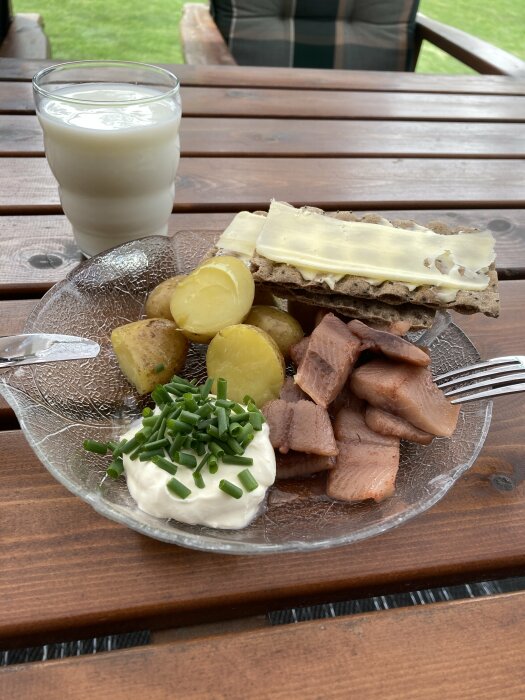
[210,207,499,329]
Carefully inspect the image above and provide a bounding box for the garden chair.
[0,0,50,59]
[180,0,525,75]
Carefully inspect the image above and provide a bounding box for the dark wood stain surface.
[0,58,524,686]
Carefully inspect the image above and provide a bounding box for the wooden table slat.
[1,157,524,214]
[2,58,524,95]
[0,281,523,647]
[2,115,525,158]
[2,592,524,699]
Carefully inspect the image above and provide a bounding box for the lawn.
[12,0,525,73]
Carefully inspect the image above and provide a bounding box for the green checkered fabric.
[210,0,420,71]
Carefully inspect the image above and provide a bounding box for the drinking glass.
[33,61,181,257]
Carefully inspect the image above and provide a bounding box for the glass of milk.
[33,61,181,257]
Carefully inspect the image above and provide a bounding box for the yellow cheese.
[254,202,495,291]
[216,211,265,257]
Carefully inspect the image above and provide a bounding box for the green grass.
[13,0,525,74]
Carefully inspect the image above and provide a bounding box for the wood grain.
[1,157,524,214]
[2,593,525,699]
[3,83,525,120]
[2,57,524,95]
[0,210,523,296]
[0,281,524,648]
[0,300,37,422]
[3,114,525,158]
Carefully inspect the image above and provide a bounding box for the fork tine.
[437,363,523,389]
[450,382,525,404]
[444,371,525,397]
[434,356,523,383]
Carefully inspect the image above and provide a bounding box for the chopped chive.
[178,452,197,469]
[195,452,210,474]
[106,458,124,479]
[143,437,169,451]
[151,385,173,406]
[182,435,193,448]
[228,410,250,423]
[141,416,158,427]
[194,431,210,443]
[121,432,147,454]
[216,406,229,437]
[209,441,224,458]
[195,441,206,457]
[222,455,254,466]
[142,406,154,417]
[169,382,200,395]
[226,436,244,455]
[217,378,227,400]
[170,374,194,387]
[172,432,186,450]
[183,394,199,412]
[199,377,214,399]
[215,399,234,409]
[166,477,191,500]
[193,471,205,489]
[215,439,236,456]
[243,395,256,406]
[197,402,213,418]
[198,417,218,430]
[219,479,243,499]
[208,455,218,474]
[83,439,108,455]
[238,469,258,492]
[230,402,245,415]
[249,411,264,430]
[179,410,200,426]
[107,440,120,452]
[229,422,243,437]
[207,425,221,440]
[151,455,177,475]
[139,449,165,462]
[129,446,143,461]
[153,363,165,374]
[170,419,193,434]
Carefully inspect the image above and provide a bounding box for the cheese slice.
[255,201,495,291]
[216,211,265,257]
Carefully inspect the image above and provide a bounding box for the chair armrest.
[0,12,51,59]
[180,3,236,65]
[415,12,525,76]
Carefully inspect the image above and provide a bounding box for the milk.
[37,83,181,256]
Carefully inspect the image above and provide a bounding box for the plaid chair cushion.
[210,0,420,71]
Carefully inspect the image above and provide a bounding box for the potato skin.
[206,324,285,407]
[144,275,186,320]
[111,318,189,394]
[244,305,304,358]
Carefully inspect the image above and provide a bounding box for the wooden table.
[1,58,525,698]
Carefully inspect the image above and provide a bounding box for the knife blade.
[0,334,101,368]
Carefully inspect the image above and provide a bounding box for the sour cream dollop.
[122,421,276,529]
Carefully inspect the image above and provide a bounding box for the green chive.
[166,477,191,499]
[219,479,243,499]
[151,385,173,406]
[83,439,108,455]
[222,455,254,466]
[170,375,194,386]
[151,455,177,475]
[107,440,120,452]
[209,441,224,458]
[243,395,256,406]
[208,455,218,474]
[237,423,255,443]
[179,410,200,426]
[226,436,244,455]
[143,437,169,451]
[207,425,221,440]
[153,363,165,374]
[217,378,227,400]
[237,469,258,492]
[195,452,210,474]
[216,406,228,437]
[249,411,264,430]
[230,402,245,415]
[178,452,197,469]
[171,419,193,434]
[106,458,124,479]
[228,410,250,423]
[199,377,214,399]
[197,402,213,418]
[215,399,234,409]
[142,406,154,417]
[141,416,158,427]
[229,422,243,437]
[139,449,165,462]
[121,432,147,454]
[198,417,218,430]
[195,441,206,457]
[193,471,205,489]
[169,382,200,395]
[183,394,199,412]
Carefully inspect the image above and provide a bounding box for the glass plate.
[0,233,492,554]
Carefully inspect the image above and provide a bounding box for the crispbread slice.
[249,210,499,319]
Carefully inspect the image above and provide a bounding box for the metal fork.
[434,355,525,404]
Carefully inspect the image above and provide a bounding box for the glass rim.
[32,60,180,106]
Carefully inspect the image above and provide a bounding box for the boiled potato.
[170,256,255,343]
[206,324,285,407]
[244,305,304,358]
[111,318,189,394]
[145,275,186,320]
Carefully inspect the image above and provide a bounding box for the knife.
[0,334,101,368]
